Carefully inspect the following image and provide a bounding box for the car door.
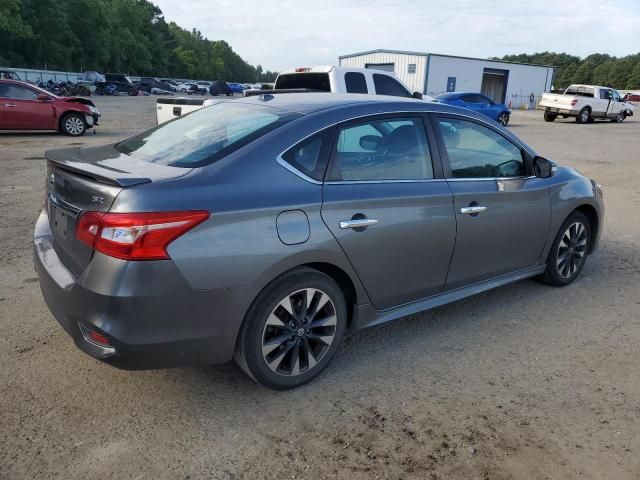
[1,84,54,129]
[432,114,551,290]
[321,114,456,310]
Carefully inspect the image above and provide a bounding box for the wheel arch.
[573,204,599,253]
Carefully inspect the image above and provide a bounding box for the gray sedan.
[34,93,604,389]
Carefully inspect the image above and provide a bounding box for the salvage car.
[97,73,138,96]
[0,79,100,135]
[540,84,634,123]
[35,94,603,389]
[436,92,511,126]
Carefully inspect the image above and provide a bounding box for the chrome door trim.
[339,218,379,229]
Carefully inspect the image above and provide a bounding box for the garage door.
[365,63,395,73]
[481,68,508,104]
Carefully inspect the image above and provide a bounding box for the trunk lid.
[540,93,576,109]
[45,144,191,276]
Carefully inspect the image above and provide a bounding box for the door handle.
[460,206,487,215]
[4,103,17,107]
[339,218,379,230]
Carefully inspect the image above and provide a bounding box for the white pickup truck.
[244,66,434,101]
[540,84,634,123]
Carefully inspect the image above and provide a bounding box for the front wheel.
[497,112,510,126]
[612,112,626,123]
[60,112,87,136]
[234,269,347,390]
[539,211,591,286]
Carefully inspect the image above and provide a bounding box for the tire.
[544,111,557,122]
[612,112,626,123]
[60,112,87,136]
[539,211,591,287]
[576,107,591,124]
[234,268,347,390]
[497,112,510,126]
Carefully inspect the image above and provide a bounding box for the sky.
[153,0,640,71]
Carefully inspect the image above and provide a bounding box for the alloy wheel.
[65,116,84,135]
[261,288,337,376]
[556,221,588,279]
[498,113,509,126]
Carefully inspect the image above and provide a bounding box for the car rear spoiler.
[243,88,325,97]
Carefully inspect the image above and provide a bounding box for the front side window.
[437,118,525,178]
[372,74,411,98]
[329,117,433,181]
[0,84,37,100]
[116,103,294,167]
[344,72,368,94]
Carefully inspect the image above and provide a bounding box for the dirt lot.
[1,96,639,480]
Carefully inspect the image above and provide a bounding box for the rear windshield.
[116,103,294,167]
[275,73,331,91]
[564,86,594,98]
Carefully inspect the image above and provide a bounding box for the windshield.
[275,73,331,91]
[116,103,295,168]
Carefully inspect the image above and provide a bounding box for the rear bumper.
[33,208,246,369]
[543,106,578,115]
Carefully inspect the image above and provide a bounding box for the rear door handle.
[339,218,378,229]
[460,206,487,214]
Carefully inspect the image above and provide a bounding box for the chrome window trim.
[276,154,323,185]
[325,179,446,185]
[447,175,536,182]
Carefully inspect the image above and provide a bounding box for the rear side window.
[116,103,294,168]
[372,74,411,98]
[329,117,433,181]
[281,129,333,181]
[275,73,331,91]
[345,72,368,94]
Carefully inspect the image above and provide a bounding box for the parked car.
[209,80,232,96]
[35,94,603,389]
[623,92,640,102]
[139,77,174,94]
[436,92,511,126]
[540,85,634,123]
[173,81,196,93]
[160,79,179,92]
[227,82,246,93]
[96,73,138,96]
[245,66,431,100]
[194,81,212,93]
[0,79,100,135]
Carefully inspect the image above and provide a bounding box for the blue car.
[227,82,247,93]
[436,92,511,126]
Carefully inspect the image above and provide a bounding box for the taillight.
[76,211,210,260]
[571,99,578,106]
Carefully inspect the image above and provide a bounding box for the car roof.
[224,92,483,117]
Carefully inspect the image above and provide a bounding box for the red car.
[624,92,640,102]
[0,79,101,136]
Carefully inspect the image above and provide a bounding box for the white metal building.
[339,49,555,108]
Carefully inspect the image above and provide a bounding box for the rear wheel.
[576,107,591,124]
[497,112,510,126]
[234,268,347,390]
[544,111,557,122]
[60,112,86,136]
[540,211,591,286]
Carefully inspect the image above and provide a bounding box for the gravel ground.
[1,97,639,480]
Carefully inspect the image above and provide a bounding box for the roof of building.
[338,49,555,69]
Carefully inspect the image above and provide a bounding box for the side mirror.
[534,156,554,178]
[359,135,382,151]
[37,94,52,101]
[412,91,423,99]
